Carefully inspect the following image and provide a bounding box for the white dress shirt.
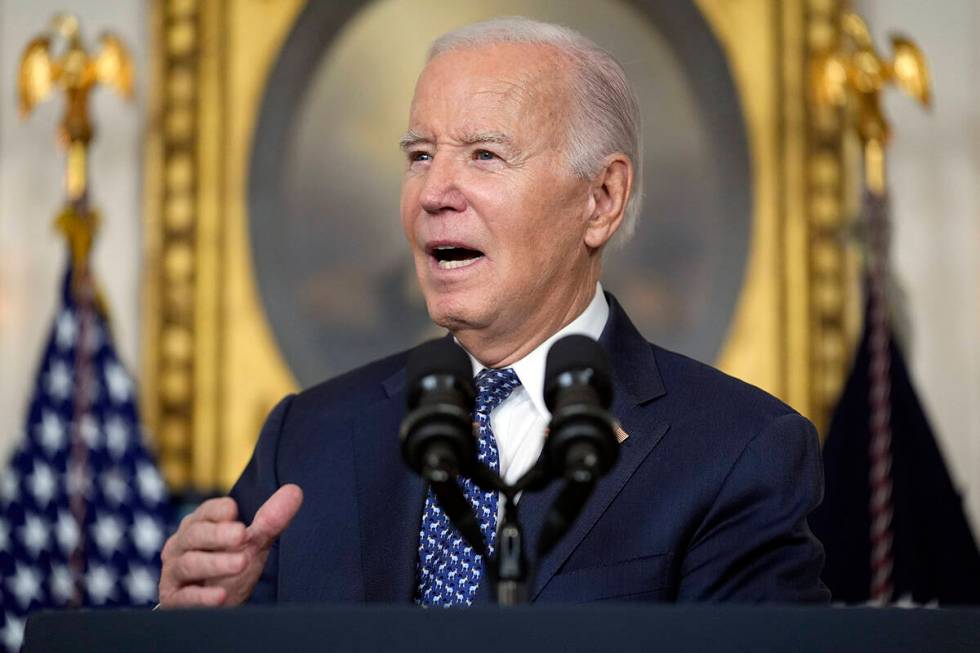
[464,283,609,488]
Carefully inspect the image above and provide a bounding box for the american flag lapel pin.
[613,420,629,444]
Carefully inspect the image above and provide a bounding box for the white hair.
[428,16,643,245]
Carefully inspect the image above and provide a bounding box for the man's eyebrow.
[460,131,512,147]
[398,130,515,150]
[399,131,429,151]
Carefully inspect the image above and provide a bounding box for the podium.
[23,605,980,652]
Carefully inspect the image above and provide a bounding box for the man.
[158,17,829,607]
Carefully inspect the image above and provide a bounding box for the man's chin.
[423,293,490,334]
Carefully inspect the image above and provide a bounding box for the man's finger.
[182,521,247,552]
[191,497,239,524]
[171,551,247,584]
[162,585,227,608]
[246,484,303,549]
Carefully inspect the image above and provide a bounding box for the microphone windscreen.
[544,335,612,407]
[405,338,473,406]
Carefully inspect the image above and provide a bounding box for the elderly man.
[158,17,829,607]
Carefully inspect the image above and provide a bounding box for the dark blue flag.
[811,302,980,604]
[0,266,171,651]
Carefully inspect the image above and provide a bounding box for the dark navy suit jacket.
[230,295,830,604]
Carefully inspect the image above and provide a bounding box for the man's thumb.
[247,484,303,549]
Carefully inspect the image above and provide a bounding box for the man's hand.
[158,484,303,607]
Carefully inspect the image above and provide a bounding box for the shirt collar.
[465,283,609,418]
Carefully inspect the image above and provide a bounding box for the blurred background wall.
[856,0,980,533]
[0,0,976,533]
[0,0,147,462]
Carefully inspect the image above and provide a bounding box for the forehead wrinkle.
[486,56,571,140]
[408,43,573,157]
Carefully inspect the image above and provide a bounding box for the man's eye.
[409,151,432,163]
[474,149,497,161]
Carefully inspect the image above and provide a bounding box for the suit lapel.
[521,294,671,599]
[353,367,425,602]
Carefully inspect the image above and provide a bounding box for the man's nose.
[418,155,467,214]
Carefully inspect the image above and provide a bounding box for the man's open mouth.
[429,245,485,270]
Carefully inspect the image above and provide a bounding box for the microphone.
[538,335,618,556]
[400,338,490,559]
[400,338,476,482]
[542,334,618,482]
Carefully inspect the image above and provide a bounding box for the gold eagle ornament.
[17,14,133,299]
[811,11,930,195]
[18,14,133,202]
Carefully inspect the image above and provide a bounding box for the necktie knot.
[474,368,521,417]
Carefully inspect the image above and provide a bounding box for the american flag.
[0,266,171,651]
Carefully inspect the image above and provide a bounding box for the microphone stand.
[493,492,527,606]
[400,337,611,606]
[403,353,614,605]
[417,427,612,606]
[465,463,534,606]
[457,461,600,607]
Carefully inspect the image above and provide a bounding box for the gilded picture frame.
[142,0,859,492]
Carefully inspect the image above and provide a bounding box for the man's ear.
[584,154,632,250]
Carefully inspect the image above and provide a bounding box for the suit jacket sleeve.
[227,394,296,604]
[677,412,831,602]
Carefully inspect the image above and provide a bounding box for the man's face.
[400,43,595,341]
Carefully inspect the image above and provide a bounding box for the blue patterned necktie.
[415,367,521,606]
